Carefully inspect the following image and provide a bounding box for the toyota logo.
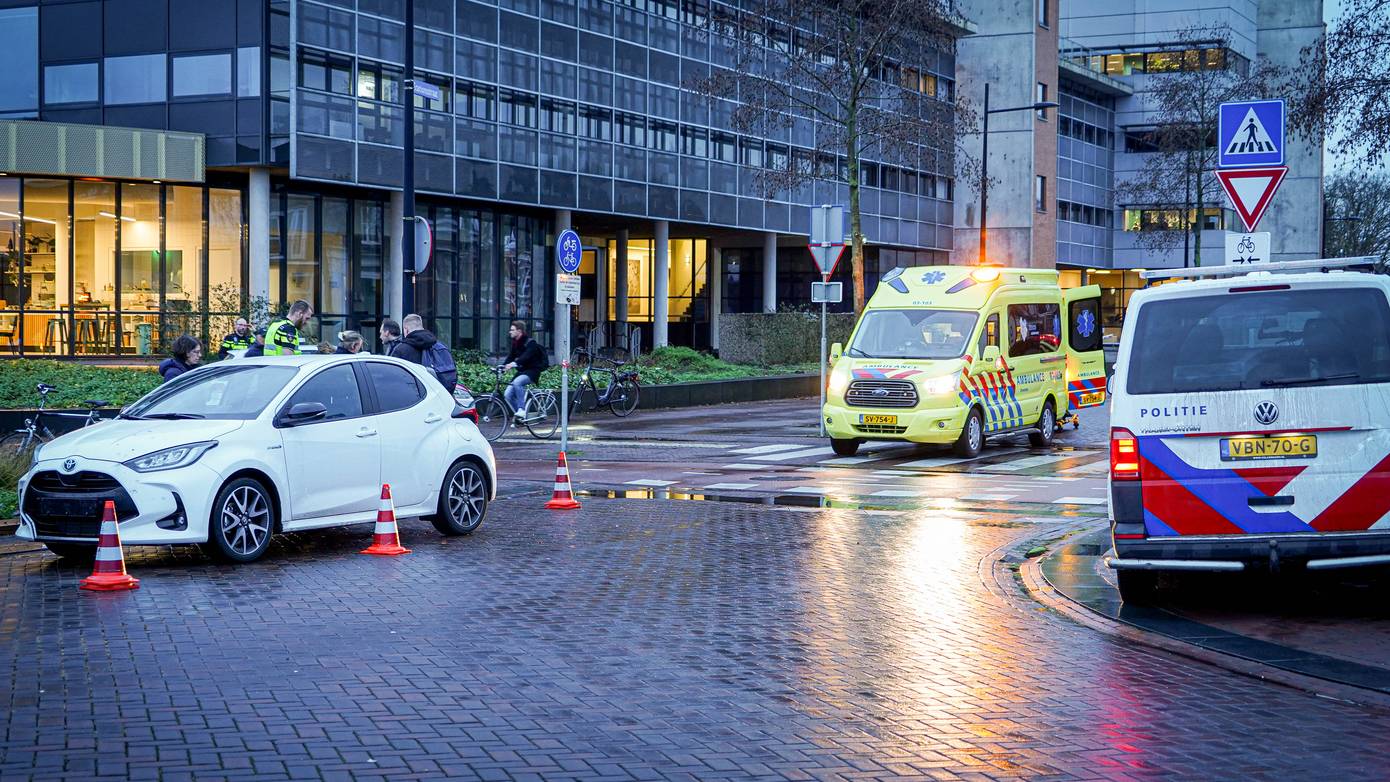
[61,458,77,473]
[1254,401,1280,426]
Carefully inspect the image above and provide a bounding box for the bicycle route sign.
[1225,231,1270,266]
[555,228,582,274]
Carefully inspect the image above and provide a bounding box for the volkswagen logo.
[1254,401,1280,426]
[61,458,77,473]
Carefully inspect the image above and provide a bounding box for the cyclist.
[264,300,313,356]
[217,318,253,359]
[159,335,203,383]
[502,320,547,422]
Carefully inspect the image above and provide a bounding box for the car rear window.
[1126,286,1390,395]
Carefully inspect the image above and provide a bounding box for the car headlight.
[124,441,218,473]
[921,372,960,397]
[828,371,850,397]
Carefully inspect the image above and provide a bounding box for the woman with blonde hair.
[334,330,364,354]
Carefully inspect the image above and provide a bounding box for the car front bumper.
[16,457,221,546]
[822,400,969,444]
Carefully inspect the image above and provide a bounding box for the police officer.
[217,318,253,359]
[264,300,314,356]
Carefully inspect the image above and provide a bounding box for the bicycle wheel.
[525,390,560,439]
[0,432,36,459]
[608,379,640,417]
[473,395,511,442]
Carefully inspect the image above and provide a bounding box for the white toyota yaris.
[15,354,495,563]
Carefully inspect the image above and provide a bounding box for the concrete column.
[709,245,722,353]
[386,190,404,322]
[553,209,572,362]
[762,231,777,313]
[593,235,608,345]
[653,220,669,349]
[614,228,629,324]
[248,168,271,321]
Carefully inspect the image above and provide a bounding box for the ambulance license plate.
[1221,435,1318,461]
[1079,391,1105,406]
[859,414,898,425]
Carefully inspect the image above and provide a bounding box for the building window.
[173,53,232,97]
[44,63,99,105]
[1036,83,1048,120]
[237,47,261,97]
[104,54,167,105]
[1035,175,1046,212]
[1037,0,1049,27]
[0,7,37,116]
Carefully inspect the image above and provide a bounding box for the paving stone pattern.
[3,499,1390,780]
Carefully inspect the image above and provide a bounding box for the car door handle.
[424,413,442,424]
[355,428,378,438]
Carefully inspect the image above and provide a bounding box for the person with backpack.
[502,320,547,422]
[390,314,458,392]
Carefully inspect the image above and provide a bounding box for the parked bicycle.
[470,366,559,442]
[0,384,108,457]
[569,347,641,418]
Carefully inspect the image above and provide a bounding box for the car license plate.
[859,414,898,425]
[1079,391,1105,406]
[1221,435,1318,461]
[37,497,100,518]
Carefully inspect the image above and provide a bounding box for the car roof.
[1131,270,1390,305]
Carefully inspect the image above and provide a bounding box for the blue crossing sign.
[555,228,581,273]
[1218,100,1284,168]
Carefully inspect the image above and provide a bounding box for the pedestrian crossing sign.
[1218,100,1284,168]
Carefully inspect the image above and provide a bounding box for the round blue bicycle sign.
[556,229,582,273]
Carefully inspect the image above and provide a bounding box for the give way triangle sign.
[1216,166,1287,232]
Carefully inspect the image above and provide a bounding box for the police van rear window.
[1126,287,1390,395]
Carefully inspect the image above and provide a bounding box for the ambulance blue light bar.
[1139,256,1380,282]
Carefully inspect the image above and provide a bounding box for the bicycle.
[470,366,559,442]
[569,348,641,418]
[0,384,108,457]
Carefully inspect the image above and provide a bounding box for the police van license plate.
[1221,435,1318,461]
[1079,391,1105,406]
[859,414,898,425]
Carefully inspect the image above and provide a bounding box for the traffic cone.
[79,500,139,592]
[545,451,582,510]
[361,484,411,556]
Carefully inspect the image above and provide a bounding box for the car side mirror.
[980,345,1002,369]
[280,401,327,426]
[830,342,842,361]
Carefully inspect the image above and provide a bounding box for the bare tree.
[693,0,975,311]
[1285,0,1390,168]
[1324,173,1390,258]
[1118,26,1270,266]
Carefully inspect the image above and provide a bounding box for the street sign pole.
[808,205,846,440]
[819,280,827,437]
[555,229,582,456]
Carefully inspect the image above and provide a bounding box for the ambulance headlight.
[829,372,850,397]
[921,372,959,397]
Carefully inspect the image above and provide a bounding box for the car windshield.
[124,365,300,420]
[847,309,979,360]
[1126,287,1390,394]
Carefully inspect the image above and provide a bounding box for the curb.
[1018,530,1390,713]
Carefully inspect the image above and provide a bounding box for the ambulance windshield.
[847,309,978,360]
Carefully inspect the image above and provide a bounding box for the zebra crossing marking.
[703,482,758,490]
[784,486,827,494]
[988,454,1076,472]
[731,443,807,455]
[871,490,923,497]
[1054,496,1107,505]
[745,447,837,462]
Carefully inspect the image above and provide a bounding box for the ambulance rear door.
[1064,284,1107,412]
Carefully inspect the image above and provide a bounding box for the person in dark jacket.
[502,320,545,420]
[379,319,402,356]
[217,318,253,359]
[389,314,437,364]
[243,327,266,358]
[335,330,364,354]
[159,335,203,383]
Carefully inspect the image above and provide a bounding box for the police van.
[824,266,1107,457]
[1107,257,1390,601]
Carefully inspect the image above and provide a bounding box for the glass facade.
[1056,83,1116,267]
[0,175,245,356]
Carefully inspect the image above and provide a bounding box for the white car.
[15,354,495,563]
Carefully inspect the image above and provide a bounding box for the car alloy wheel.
[209,479,274,563]
[433,461,488,536]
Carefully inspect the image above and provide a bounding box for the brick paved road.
[5,496,1390,780]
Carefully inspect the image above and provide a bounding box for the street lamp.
[978,82,1060,264]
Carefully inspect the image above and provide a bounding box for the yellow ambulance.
[824,266,1107,457]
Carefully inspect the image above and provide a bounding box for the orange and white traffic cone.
[361,484,411,556]
[79,500,139,592]
[545,451,582,510]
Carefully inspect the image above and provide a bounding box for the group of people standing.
[156,301,551,404]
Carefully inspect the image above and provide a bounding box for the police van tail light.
[1111,428,1140,480]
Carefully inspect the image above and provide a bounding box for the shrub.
[0,361,160,410]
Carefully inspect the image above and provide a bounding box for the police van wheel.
[1029,402,1057,448]
[1116,570,1160,604]
[954,409,984,458]
[830,438,860,457]
[431,460,488,536]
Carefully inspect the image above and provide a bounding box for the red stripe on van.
[1140,457,1244,535]
[1233,466,1306,497]
[1310,453,1390,532]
